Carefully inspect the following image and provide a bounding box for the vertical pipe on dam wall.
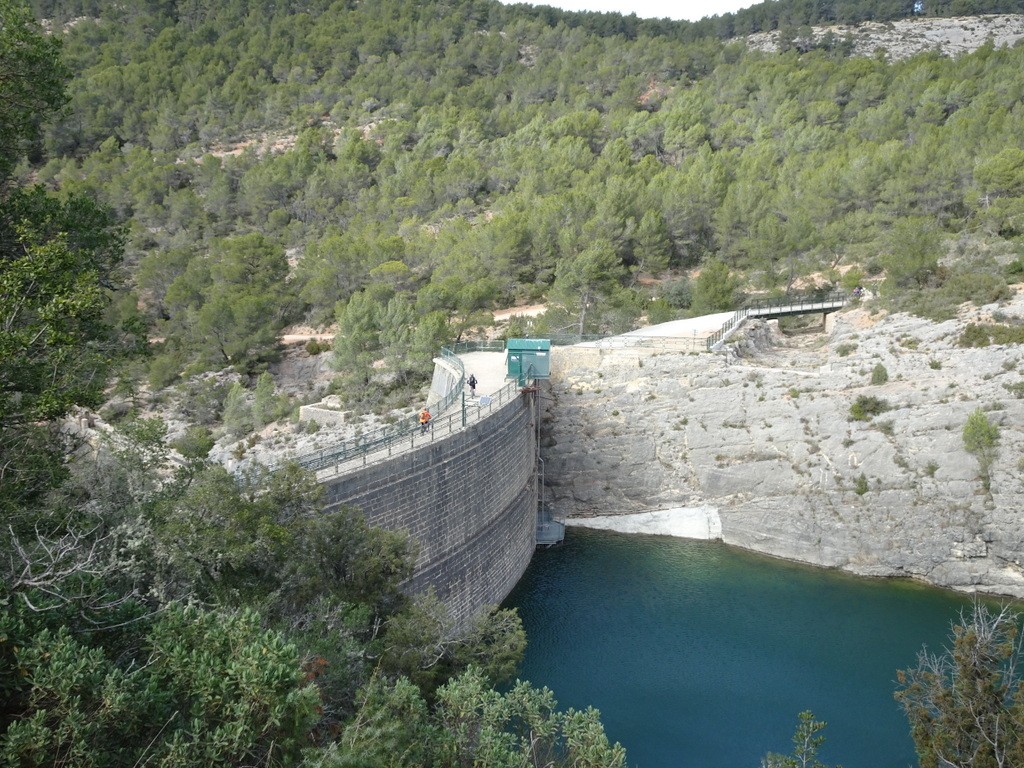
[321,391,538,624]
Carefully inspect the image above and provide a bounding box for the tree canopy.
[22,0,1024,399]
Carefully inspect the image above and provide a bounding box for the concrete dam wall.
[321,390,538,623]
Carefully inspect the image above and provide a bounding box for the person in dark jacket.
[467,373,478,397]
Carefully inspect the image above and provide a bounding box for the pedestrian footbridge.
[705,291,849,351]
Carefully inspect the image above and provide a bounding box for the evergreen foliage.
[1,9,563,767]
[896,603,1024,768]
[849,395,892,421]
[21,0,1024,400]
[762,710,842,768]
[962,406,1000,490]
[1,602,320,767]
[0,0,68,181]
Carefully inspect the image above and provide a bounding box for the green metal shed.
[506,338,551,385]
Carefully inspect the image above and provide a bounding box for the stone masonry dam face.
[320,390,538,624]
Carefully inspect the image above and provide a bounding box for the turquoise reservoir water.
[502,527,986,768]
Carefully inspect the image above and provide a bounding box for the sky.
[502,0,758,23]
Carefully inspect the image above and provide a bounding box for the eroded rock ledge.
[541,292,1024,598]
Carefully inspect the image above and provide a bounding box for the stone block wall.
[322,390,538,623]
[549,345,673,379]
[298,404,350,426]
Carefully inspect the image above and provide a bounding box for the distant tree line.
[505,0,1024,41]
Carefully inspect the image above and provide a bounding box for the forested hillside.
[4,0,1024,762]
[18,0,1024,414]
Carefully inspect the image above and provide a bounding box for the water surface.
[503,528,987,768]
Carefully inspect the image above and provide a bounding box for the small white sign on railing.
[479,395,493,406]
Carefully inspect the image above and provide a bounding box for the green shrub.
[849,395,891,421]
[905,271,1014,322]
[836,342,857,357]
[646,298,676,325]
[928,359,942,370]
[223,382,254,438]
[661,277,692,309]
[871,363,889,385]
[171,425,215,459]
[958,323,1024,348]
[1003,381,1024,398]
[963,407,1001,491]
[148,350,184,388]
[854,473,869,495]
[959,323,993,347]
[841,267,866,292]
[989,325,1024,345]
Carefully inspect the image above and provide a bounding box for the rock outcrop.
[744,14,1024,61]
[541,292,1024,597]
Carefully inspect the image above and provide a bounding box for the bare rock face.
[744,14,1024,61]
[541,291,1024,597]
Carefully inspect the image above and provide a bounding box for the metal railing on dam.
[550,334,707,353]
[285,340,515,476]
[283,292,848,475]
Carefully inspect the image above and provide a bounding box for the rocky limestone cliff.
[540,291,1024,597]
[744,14,1024,61]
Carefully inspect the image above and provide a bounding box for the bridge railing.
[744,290,849,316]
[704,308,750,351]
[448,339,507,354]
[514,333,706,352]
[283,341,524,474]
[571,334,707,353]
[705,291,848,351]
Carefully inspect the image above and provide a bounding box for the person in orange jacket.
[419,407,432,434]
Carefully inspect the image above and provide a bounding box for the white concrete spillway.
[568,507,723,540]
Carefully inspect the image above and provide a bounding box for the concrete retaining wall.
[298,405,350,426]
[322,390,538,623]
